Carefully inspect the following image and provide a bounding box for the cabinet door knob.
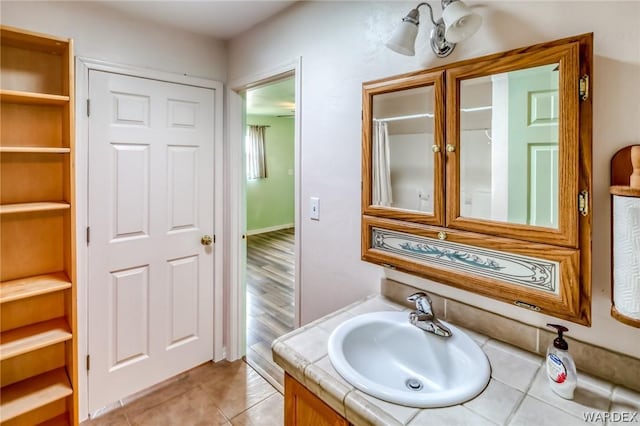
[446,144,456,153]
[432,144,441,153]
[437,231,447,240]
[201,235,213,246]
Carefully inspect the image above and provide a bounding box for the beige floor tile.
[123,370,197,418]
[128,385,229,425]
[198,361,277,419]
[229,393,284,426]
[245,345,285,392]
[83,410,130,426]
[83,360,276,426]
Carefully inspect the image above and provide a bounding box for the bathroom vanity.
[274,293,640,426]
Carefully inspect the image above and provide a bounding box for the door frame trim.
[226,57,303,361]
[76,57,224,420]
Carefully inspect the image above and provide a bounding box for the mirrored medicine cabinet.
[362,34,593,325]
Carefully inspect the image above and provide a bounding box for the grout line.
[504,389,528,425]
[228,391,280,424]
[461,404,501,426]
[404,408,420,425]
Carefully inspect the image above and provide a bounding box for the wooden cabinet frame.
[445,42,581,248]
[361,34,592,325]
[362,70,445,226]
[285,373,349,426]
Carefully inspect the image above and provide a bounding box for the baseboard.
[246,223,294,236]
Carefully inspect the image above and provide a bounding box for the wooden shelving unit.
[1,25,77,425]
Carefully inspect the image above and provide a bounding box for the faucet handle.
[407,292,433,315]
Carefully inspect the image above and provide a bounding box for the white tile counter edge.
[272,294,640,426]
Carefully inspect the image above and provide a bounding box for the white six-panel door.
[87,70,215,413]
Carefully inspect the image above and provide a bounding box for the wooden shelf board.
[612,305,640,328]
[0,318,72,361]
[0,272,71,304]
[0,147,70,154]
[0,90,69,106]
[0,368,72,423]
[610,185,640,198]
[1,25,69,53]
[0,202,71,215]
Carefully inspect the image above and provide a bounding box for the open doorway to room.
[244,76,296,388]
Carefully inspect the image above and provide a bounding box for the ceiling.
[94,1,297,116]
[94,1,298,40]
[246,77,295,116]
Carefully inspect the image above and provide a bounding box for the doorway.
[243,76,297,389]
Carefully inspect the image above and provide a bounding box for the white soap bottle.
[546,324,577,399]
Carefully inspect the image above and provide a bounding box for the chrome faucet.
[407,292,452,337]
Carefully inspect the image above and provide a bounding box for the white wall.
[0,1,226,81]
[228,1,640,358]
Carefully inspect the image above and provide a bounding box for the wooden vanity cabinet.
[362,34,592,325]
[285,374,350,426]
[0,25,77,425]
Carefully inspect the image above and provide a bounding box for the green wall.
[246,115,295,233]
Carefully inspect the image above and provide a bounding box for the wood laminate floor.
[245,228,295,391]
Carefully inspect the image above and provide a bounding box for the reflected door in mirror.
[459,64,559,228]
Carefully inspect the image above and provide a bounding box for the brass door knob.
[437,231,447,240]
[446,144,456,153]
[201,235,213,246]
[432,145,441,153]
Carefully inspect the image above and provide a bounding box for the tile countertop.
[271,294,640,426]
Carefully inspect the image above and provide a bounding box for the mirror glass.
[459,63,559,228]
[372,86,435,213]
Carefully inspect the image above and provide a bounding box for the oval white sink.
[328,311,490,408]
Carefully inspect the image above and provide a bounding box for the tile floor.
[82,360,284,425]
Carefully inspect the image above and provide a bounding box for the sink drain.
[405,378,423,391]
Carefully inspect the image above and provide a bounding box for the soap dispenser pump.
[546,324,577,399]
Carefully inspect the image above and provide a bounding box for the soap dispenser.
[546,324,577,399]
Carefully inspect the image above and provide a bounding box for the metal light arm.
[414,1,457,58]
[415,2,438,26]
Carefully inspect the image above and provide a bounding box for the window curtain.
[246,125,267,180]
[372,121,393,206]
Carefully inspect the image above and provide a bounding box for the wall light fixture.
[386,0,482,58]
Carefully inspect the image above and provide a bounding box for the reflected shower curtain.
[246,125,267,179]
[372,121,393,206]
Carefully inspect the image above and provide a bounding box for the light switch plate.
[310,197,320,220]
